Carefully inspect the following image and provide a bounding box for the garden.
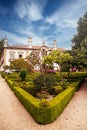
[1,70,87,124]
[1,11,87,123]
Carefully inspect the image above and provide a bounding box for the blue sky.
[0,0,87,49]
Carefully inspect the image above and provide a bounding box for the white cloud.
[0,29,27,44]
[45,0,87,30]
[27,2,43,21]
[15,1,27,19]
[14,0,47,21]
[0,28,44,46]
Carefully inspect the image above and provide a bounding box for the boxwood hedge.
[13,86,76,124]
[1,72,85,124]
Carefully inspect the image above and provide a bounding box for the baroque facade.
[0,37,65,71]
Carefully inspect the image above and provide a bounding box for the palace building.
[0,37,65,71]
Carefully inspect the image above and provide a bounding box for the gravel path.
[0,75,87,130]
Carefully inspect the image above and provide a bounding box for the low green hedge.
[1,72,83,124]
[13,86,76,124]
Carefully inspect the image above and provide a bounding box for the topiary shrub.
[20,68,27,81]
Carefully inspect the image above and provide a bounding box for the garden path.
[0,75,87,130]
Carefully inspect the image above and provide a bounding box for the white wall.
[5,49,28,65]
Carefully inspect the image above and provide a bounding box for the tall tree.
[71,12,87,70]
[72,12,87,51]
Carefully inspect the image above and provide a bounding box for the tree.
[3,65,10,70]
[72,12,87,50]
[43,50,72,76]
[33,74,56,95]
[42,55,53,73]
[10,58,32,72]
[20,68,27,81]
[0,39,4,55]
[27,50,41,70]
[71,12,87,70]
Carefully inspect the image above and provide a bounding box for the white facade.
[0,37,65,71]
[5,49,28,65]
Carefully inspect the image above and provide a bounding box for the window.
[18,51,23,58]
[41,48,47,55]
[19,54,22,58]
[9,51,15,60]
[42,49,44,52]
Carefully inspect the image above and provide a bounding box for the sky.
[0,0,87,49]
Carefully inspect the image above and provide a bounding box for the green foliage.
[59,78,67,89]
[53,86,64,94]
[21,85,36,96]
[72,12,87,70]
[1,72,85,124]
[48,50,72,66]
[13,86,76,124]
[43,50,72,77]
[0,38,4,54]
[20,68,27,81]
[66,72,87,82]
[33,74,56,92]
[49,87,75,122]
[39,99,50,108]
[3,65,10,70]
[62,65,70,72]
[36,93,48,100]
[72,12,87,50]
[10,58,33,72]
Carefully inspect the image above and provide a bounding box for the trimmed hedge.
[1,72,85,124]
[13,86,76,124]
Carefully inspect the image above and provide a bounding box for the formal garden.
[0,12,87,125]
[1,70,87,124]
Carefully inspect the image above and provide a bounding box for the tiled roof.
[10,45,28,48]
[6,44,66,51]
[32,46,40,49]
[7,45,40,50]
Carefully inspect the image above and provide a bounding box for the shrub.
[53,86,64,94]
[33,74,56,92]
[20,68,27,81]
[39,99,50,108]
[21,85,36,96]
[59,78,67,89]
[13,86,76,124]
[36,93,48,100]
[1,72,85,124]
